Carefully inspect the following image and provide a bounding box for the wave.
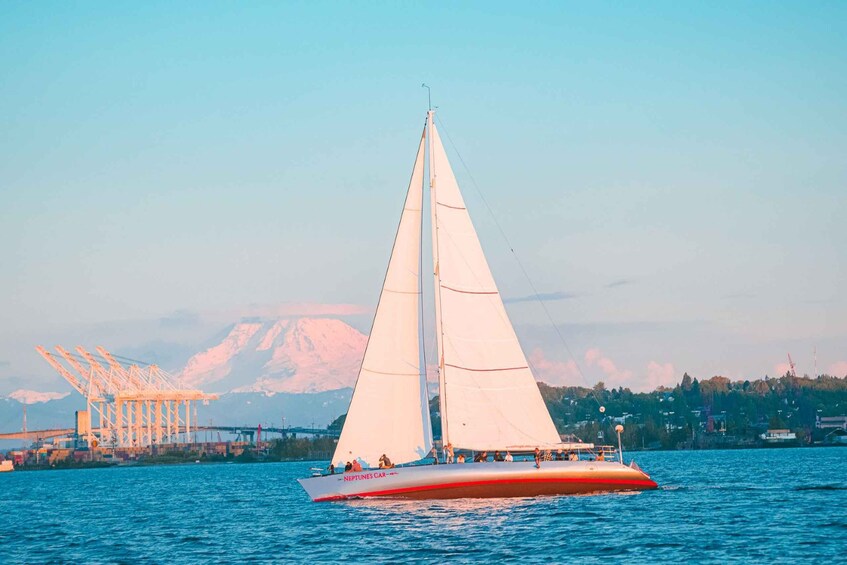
[794,485,847,491]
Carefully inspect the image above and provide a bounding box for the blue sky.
[1,2,845,393]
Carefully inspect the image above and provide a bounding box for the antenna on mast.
[421,83,431,111]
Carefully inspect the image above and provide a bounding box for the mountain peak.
[178,317,367,394]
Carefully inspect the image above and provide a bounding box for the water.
[1,448,845,563]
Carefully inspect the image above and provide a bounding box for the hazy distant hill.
[198,388,352,429]
[0,394,82,436]
[0,388,353,437]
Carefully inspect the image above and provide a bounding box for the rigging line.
[434,115,603,408]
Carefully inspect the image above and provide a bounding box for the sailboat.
[298,110,657,501]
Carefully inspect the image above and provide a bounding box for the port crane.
[36,345,218,448]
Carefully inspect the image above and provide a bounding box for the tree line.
[329,373,847,450]
[538,373,847,449]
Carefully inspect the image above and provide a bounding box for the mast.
[428,109,449,446]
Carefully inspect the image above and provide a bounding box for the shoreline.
[6,442,845,473]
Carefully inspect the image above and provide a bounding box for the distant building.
[816,416,847,430]
[759,429,798,445]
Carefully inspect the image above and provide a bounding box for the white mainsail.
[332,129,432,468]
[428,116,562,450]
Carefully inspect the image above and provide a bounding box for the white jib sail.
[429,118,562,450]
[332,128,432,469]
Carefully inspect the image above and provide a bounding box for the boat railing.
[586,445,619,461]
[314,443,634,476]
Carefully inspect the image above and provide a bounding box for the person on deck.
[534,447,542,469]
[569,451,578,461]
[431,447,439,464]
[344,461,353,472]
[352,460,363,472]
[457,454,465,463]
[504,451,513,462]
[556,449,564,461]
[597,451,605,462]
[328,464,336,474]
[378,454,394,469]
[494,450,504,462]
[445,442,454,464]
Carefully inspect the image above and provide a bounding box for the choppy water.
[1,448,845,563]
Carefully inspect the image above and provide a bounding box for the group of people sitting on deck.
[531,448,582,467]
[331,446,589,474]
[342,460,362,473]
[533,449,582,462]
[431,449,515,464]
[468,450,514,463]
[446,448,584,465]
[427,447,586,465]
[332,454,394,474]
[558,449,580,461]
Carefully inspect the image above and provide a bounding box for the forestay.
[429,119,562,450]
[332,129,433,469]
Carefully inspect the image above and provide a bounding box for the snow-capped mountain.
[178,318,367,394]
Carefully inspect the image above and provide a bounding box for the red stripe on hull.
[314,476,657,502]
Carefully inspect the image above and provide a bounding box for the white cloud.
[528,348,585,386]
[578,348,676,392]
[584,347,634,387]
[7,390,70,404]
[646,361,676,390]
